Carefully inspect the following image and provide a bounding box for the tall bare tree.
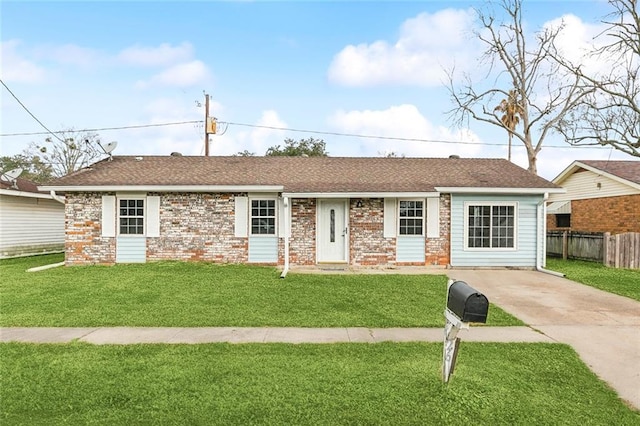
[494,89,524,161]
[447,0,587,174]
[27,129,105,177]
[553,0,639,156]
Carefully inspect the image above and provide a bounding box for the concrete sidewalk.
[0,326,552,344]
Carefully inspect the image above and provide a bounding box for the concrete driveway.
[446,269,640,411]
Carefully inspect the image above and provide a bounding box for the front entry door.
[317,199,348,263]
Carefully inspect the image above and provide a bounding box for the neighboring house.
[40,156,561,269]
[547,160,640,233]
[0,177,65,258]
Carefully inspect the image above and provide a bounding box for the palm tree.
[494,90,524,161]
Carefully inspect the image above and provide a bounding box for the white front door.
[317,199,348,263]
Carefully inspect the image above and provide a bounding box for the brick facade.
[289,198,316,265]
[65,192,452,267]
[426,194,451,266]
[547,194,640,234]
[147,193,247,262]
[349,198,395,266]
[65,192,115,265]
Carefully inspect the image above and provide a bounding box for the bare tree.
[447,0,588,174]
[27,129,105,177]
[553,0,639,156]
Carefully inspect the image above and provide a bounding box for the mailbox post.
[442,279,489,383]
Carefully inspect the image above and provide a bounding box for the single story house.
[0,176,65,258]
[547,160,640,233]
[40,156,562,270]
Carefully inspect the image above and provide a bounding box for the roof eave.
[0,188,61,200]
[554,161,640,190]
[38,185,285,193]
[435,187,565,194]
[282,191,440,198]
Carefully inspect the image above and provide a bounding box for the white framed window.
[251,199,276,235]
[398,199,424,236]
[119,198,145,235]
[465,202,516,249]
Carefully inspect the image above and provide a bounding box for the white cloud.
[327,9,477,87]
[544,14,606,73]
[118,42,194,67]
[212,110,288,156]
[328,104,484,157]
[45,44,104,68]
[0,40,46,83]
[135,60,212,89]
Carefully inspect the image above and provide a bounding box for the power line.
[0,79,65,143]
[221,121,496,146]
[1,110,611,150]
[0,120,203,137]
[219,121,610,149]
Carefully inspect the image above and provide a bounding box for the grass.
[1,342,637,425]
[547,258,640,301]
[0,254,521,327]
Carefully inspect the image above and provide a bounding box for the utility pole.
[203,92,217,157]
[204,93,210,156]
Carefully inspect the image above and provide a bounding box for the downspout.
[280,196,290,278]
[50,190,65,204]
[536,193,565,277]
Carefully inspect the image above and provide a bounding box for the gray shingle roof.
[578,160,640,186]
[0,177,43,193]
[43,156,558,192]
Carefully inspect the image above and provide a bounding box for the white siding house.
[0,178,65,258]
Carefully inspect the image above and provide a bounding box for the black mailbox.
[447,281,489,323]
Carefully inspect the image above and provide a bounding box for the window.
[556,214,571,228]
[399,200,424,235]
[467,204,515,249]
[119,199,144,235]
[251,199,276,235]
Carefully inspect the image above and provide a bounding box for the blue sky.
[1,0,631,180]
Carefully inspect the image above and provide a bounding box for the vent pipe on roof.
[170,152,183,157]
[449,155,460,159]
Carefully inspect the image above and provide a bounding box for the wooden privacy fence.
[547,231,603,262]
[547,231,640,269]
[603,232,640,269]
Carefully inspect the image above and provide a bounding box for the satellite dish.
[102,141,118,154]
[97,141,118,160]
[1,168,23,182]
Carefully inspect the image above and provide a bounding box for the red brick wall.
[289,198,316,265]
[65,193,115,265]
[65,193,453,267]
[426,194,451,266]
[349,196,451,267]
[349,198,395,266]
[548,194,640,233]
[147,193,248,263]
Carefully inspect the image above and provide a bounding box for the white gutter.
[282,191,439,198]
[280,196,290,279]
[536,193,565,277]
[435,187,565,194]
[39,185,284,193]
[27,262,65,272]
[50,190,65,204]
[0,188,57,200]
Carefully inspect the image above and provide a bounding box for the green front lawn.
[0,255,521,327]
[1,342,637,425]
[547,258,640,301]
